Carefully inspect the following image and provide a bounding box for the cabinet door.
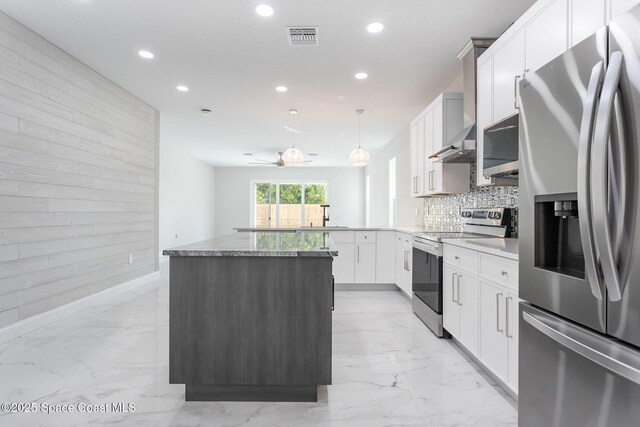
[376,231,396,283]
[423,109,434,194]
[398,242,412,296]
[442,263,460,337]
[610,0,640,20]
[431,101,444,194]
[493,30,525,122]
[395,234,404,288]
[417,115,425,196]
[476,56,493,187]
[333,242,355,283]
[354,243,376,284]
[479,280,508,382]
[525,0,568,72]
[457,272,479,357]
[571,0,605,46]
[506,292,520,392]
[410,121,419,197]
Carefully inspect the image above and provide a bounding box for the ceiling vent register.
[287,27,319,46]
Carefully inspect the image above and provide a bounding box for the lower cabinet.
[479,281,519,391]
[354,240,376,283]
[395,232,413,296]
[375,231,396,283]
[443,262,479,356]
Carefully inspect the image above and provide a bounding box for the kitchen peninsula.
[163,231,337,402]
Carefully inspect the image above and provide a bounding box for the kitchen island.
[163,231,337,402]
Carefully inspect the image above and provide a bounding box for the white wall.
[214,167,364,236]
[159,140,215,252]
[364,129,423,227]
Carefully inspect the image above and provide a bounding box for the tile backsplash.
[423,185,519,237]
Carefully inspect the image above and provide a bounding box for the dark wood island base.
[185,384,318,402]
[164,232,336,403]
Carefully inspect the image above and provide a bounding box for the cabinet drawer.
[329,231,355,243]
[355,230,377,243]
[479,253,518,291]
[443,244,478,274]
[396,232,412,245]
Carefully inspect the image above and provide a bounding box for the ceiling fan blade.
[248,162,275,165]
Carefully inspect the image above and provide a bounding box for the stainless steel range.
[412,207,512,337]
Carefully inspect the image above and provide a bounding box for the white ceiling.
[0,0,535,167]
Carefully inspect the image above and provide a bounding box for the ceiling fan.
[248,152,312,167]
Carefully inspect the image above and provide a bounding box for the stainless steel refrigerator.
[519,4,640,426]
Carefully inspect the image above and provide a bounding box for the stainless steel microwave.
[483,113,519,178]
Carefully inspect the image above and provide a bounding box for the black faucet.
[321,204,330,227]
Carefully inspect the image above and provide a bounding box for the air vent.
[287,27,318,46]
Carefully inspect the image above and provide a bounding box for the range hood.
[429,38,494,164]
[428,124,476,163]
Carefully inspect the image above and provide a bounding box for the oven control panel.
[460,208,510,227]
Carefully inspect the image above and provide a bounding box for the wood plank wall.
[0,11,159,328]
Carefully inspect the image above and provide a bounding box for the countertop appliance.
[482,113,519,178]
[412,207,512,337]
[519,6,640,426]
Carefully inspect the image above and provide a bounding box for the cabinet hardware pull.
[357,246,360,263]
[457,274,462,306]
[455,256,460,261]
[505,296,513,338]
[514,75,522,109]
[452,273,457,302]
[496,293,503,333]
[501,271,508,276]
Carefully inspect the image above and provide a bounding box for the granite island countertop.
[233,225,427,234]
[163,231,338,257]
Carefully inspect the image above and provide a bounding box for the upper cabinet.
[410,93,470,197]
[492,30,525,123]
[571,0,606,46]
[525,0,568,73]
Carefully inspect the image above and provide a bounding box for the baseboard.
[449,337,519,405]
[0,270,161,344]
[334,283,400,291]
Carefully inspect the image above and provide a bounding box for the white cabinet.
[410,117,424,197]
[443,246,480,357]
[375,231,396,283]
[354,231,376,284]
[411,93,469,197]
[610,0,640,19]
[395,232,412,296]
[476,56,493,187]
[492,30,525,123]
[572,0,606,46]
[331,231,355,283]
[525,0,569,73]
[478,253,519,392]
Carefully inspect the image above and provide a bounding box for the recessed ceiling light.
[176,85,189,92]
[243,153,253,156]
[289,109,298,115]
[355,72,368,80]
[255,4,274,17]
[138,50,154,59]
[367,22,384,33]
[309,153,318,156]
[275,86,288,92]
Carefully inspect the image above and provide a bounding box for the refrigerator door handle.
[523,310,640,386]
[592,51,624,301]
[577,61,605,301]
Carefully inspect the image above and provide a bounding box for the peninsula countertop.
[163,231,338,257]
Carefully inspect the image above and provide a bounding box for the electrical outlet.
[128,254,133,264]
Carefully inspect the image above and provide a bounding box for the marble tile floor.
[0,267,517,427]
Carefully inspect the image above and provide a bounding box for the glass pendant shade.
[349,147,370,166]
[350,109,370,166]
[282,146,304,165]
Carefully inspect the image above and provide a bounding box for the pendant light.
[282,109,305,165]
[349,109,370,166]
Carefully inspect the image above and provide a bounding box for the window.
[253,182,328,228]
[389,157,396,227]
